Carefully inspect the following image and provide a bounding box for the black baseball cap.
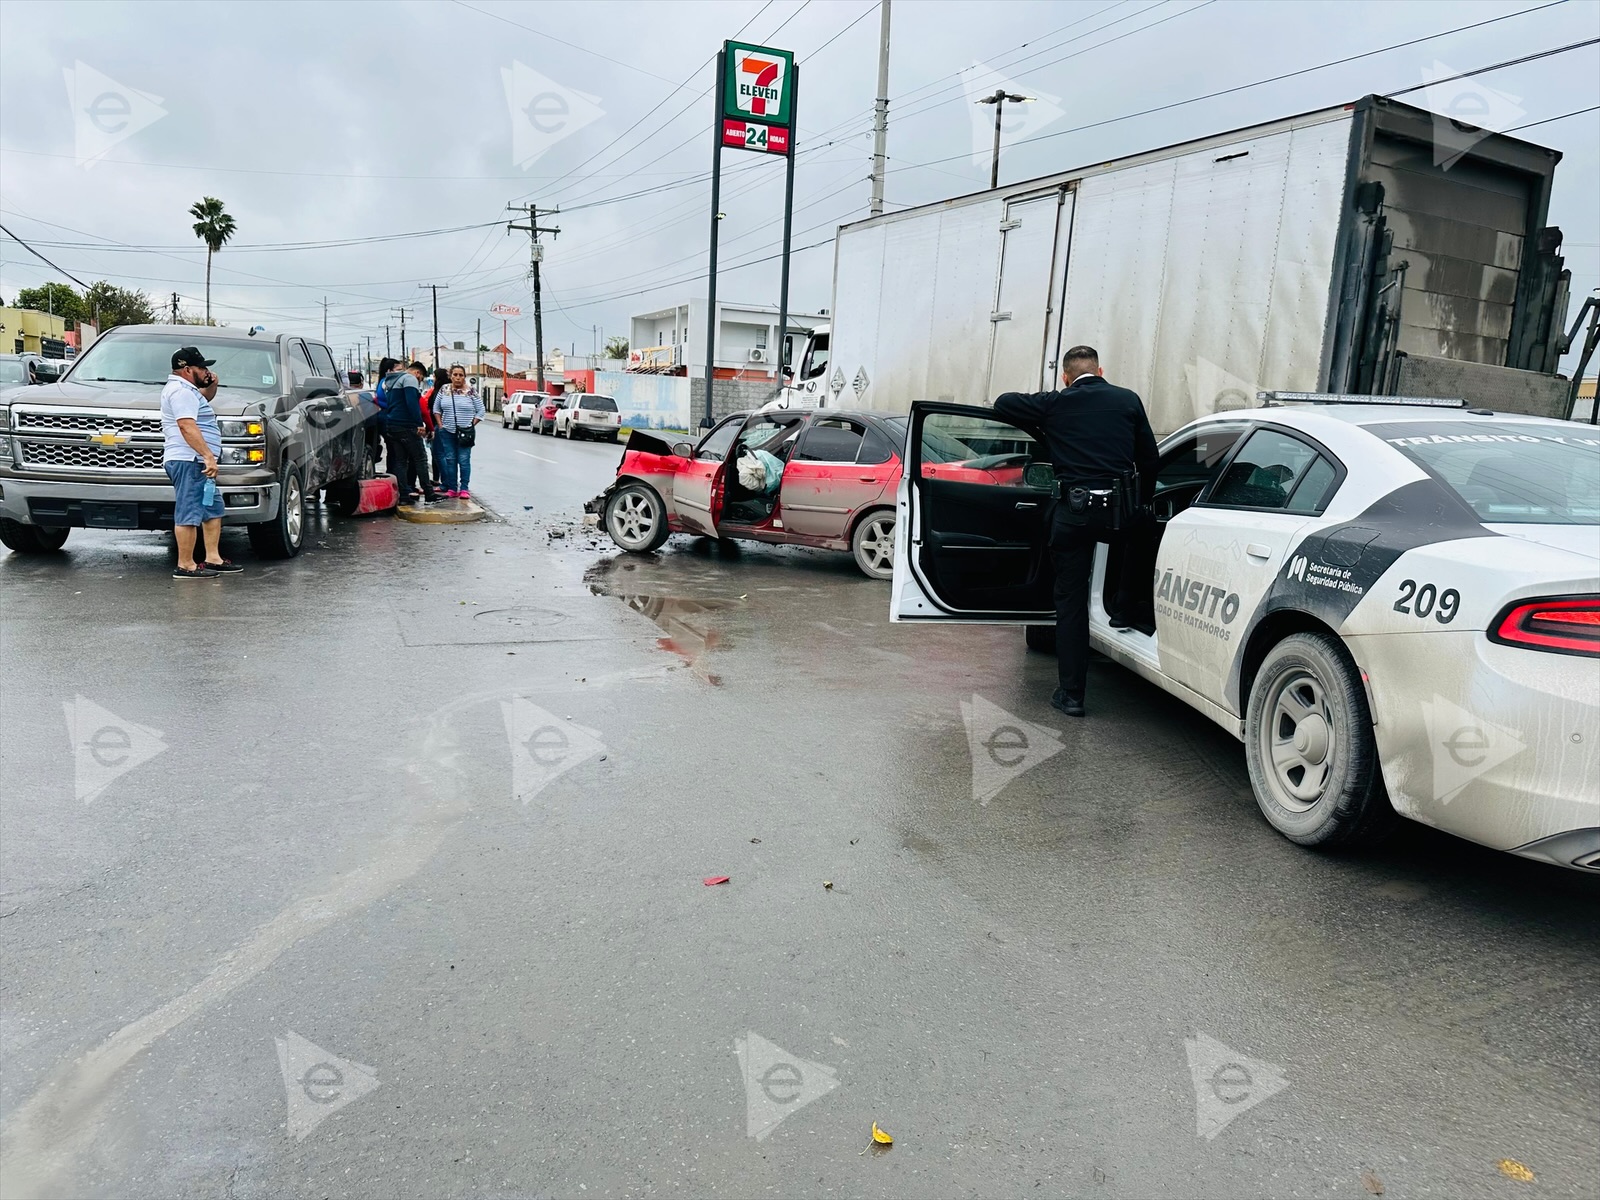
[172,346,216,370]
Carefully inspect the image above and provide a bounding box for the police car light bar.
[1257,391,1468,408]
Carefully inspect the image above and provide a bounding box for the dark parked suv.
[0,325,375,557]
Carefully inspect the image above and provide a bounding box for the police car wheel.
[1244,632,1393,849]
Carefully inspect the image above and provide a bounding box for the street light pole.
[977,88,1033,190]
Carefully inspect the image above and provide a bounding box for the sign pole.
[775,63,798,393]
[703,47,729,429]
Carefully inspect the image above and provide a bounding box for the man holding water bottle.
[161,346,244,579]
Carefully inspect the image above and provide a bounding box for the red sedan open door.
[673,418,740,535]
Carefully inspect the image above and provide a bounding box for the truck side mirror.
[671,441,694,458]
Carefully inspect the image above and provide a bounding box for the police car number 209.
[891,398,1600,872]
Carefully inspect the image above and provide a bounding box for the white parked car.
[500,390,540,430]
[891,394,1600,871]
[555,393,623,443]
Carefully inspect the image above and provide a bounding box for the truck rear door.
[986,189,1074,397]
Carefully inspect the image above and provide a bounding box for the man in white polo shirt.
[160,346,244,579]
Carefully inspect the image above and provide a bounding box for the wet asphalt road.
[1,420,1596,1199]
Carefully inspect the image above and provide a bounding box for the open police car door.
[890,403,1056,621]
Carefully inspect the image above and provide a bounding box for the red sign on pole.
[722,118,789,155]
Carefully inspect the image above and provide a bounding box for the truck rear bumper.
[0,477,281,530]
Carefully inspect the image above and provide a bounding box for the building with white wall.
[628,298,824,379]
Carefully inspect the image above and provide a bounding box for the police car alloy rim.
[1260,667,1336,812]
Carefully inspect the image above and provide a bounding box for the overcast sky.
[1,0,1596,374]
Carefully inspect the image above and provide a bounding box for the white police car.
[890,395,1600,870]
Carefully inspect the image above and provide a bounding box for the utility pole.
[869,0,892,217]
[475,318,481,378]
[393,308,408,362]
[419,284,448,371]
[507,203,560,390]
[365,335,373,378]
[384,324,391,360]
[322,296,328,343]
[170,292,179,324]
[977,88,1034,190]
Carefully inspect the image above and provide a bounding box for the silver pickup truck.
[0,325,376,558]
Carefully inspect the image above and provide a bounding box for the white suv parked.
[555,393,622,443]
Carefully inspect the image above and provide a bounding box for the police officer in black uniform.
[995,346,1159,717]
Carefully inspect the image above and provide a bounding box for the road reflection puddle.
[586,559,737,685]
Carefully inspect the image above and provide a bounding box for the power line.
[0,146,705,182]
[1384,35,1600,100]
[891,4,1586,173]
[448,0,683,85]
[0,222,92,289]
[511,0,778,207]
[804,0,877,59]
[1504,102,1600,132]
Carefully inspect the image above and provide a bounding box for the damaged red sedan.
[588,409,904,578]
[588,408,1033,579]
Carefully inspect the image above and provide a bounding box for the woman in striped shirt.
[433,365,486,498]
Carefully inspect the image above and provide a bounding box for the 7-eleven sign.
[722,41,794,128]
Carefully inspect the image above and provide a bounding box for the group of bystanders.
[373,357,484,504]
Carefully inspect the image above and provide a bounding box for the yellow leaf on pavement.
[871,1122,893,1145]
[1496,1160,1535,1183]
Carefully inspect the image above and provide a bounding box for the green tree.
[605,336,629,359]
[188,196,237,325]
[14,282,85,329]
[83,281,156,332]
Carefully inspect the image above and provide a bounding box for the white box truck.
[779,94,1576,435]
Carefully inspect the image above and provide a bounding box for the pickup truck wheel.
[0,519,69,553]
[1244,632,1394,850]
[248,466,306,559]
[850,510,896,579]
[605,483,670,553]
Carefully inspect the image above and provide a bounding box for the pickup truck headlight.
[0,405,10,432]
[217,446,266,465]
[218,418,264,438]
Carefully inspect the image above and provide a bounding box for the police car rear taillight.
[1489,596,1600,657]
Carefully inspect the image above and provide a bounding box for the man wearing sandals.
[161,346,244,579]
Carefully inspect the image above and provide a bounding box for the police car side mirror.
[1024,462,1055,490]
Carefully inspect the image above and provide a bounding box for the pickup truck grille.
[18,441,166,471]
[14,410,163,437]
[8,405,168,475]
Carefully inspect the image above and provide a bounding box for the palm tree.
[189,197,237,326]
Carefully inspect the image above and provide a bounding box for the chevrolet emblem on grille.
[87,430,130,446]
